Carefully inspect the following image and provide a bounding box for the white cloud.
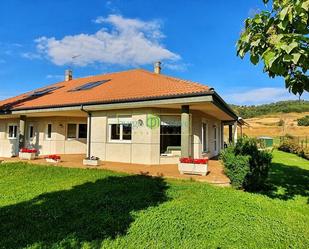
[225,87,306,105]
[21,52,42,60]
[33,15,180,67]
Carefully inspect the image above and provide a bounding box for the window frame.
[202,122,209,153]
[46,123,52,140]
[160,115,182,156]
[78,123,88,139]
[28,124,34,140]
[108,116,132,143]
[66,123,88,140]
[8,123,18,139]
[213,124,218,152]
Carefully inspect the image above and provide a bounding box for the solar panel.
[70,79,110,92]
[29,86,62,97]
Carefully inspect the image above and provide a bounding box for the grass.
[0,151,308,249]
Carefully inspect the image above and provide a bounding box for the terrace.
[0,154,230,186]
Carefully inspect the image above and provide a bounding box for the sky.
[0,0,308,105]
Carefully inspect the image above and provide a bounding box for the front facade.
[0,67,239,164]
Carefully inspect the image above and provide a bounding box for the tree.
[237,0,309,96]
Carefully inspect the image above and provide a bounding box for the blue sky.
[0,0,308,105]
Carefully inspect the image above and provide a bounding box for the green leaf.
[301,0,309,11]
[283,54,293,62]
[277,20,288,30]
[251,39,260,47]
[263,50,276,67]
[288,10,293,23]
[292,53,301,64]
[240,32,250,43]
[281,42,298,54]
[279,7,289,21]
[250,54,259,65]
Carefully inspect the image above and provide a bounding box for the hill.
[241,112,309,139]
[230,100,309,119]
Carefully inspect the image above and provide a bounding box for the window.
[47,124,52,139]
[214,125,218,152]
[108,116,132,142]
[160,115,181,155]
[110,124,121,140]
[67,124,77,139]
[122,124,132,140]
[67,123,87,139]
[30,86,62,97]
[29,125,34,139]
[69,80,110,92]
[202,123,208,152]
[8,125,18,139]
[78,124,87,139]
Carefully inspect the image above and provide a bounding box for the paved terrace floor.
[0,155,230,186]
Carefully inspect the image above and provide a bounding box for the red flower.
[45,155,61,160]
[180,157,208,164]
[180,157,194,163]
[20,148,37,153]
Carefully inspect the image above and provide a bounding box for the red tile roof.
[0,69,210,111]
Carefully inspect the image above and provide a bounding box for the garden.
[0,147,308,248]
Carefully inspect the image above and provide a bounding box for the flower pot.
[83,159,100,166]
[178,163,208,176]
[19,152,36,160]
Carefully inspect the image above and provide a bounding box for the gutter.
[80,105,92,159]
[211,91,238,120]
[7,91,238,120]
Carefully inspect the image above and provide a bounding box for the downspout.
[81,105,92,158]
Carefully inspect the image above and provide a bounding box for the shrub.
[297,115,309,126]
[278,141,309,160]
[278,119,285,126]
[220,147,250,189]
[220,137,272,191]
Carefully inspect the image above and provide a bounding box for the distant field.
[243,112,309,138]
[224,112,309,146]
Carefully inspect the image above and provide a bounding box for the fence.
[279,136,308,148]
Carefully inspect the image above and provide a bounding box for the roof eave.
[9,92,212,114]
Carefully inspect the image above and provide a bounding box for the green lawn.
[0,151,308,249]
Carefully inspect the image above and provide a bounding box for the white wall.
[89,108,222,165]
[0,117,87,157]
[0,118,19,157]
[0,109,223,163]
[90,109,159,165]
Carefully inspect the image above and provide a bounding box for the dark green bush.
[220,137,272,191]
[220,147,250,189]
[297,115,309,126]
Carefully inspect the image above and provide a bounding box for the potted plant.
[45,155,61,163]
[19,148,37,160]
[178,157,208,176]
[83,156,100,166]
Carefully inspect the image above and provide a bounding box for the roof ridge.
[137,68,210,89]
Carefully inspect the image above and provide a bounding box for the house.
[0,63,240,165]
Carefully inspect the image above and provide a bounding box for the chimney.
[154,61,161,74]
[65,69,73,81]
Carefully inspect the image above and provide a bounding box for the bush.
[278,141,309,160]
[297,115,309,126]
[220,147,250,189]
[220,137,272,191]
[278,119,285,126]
